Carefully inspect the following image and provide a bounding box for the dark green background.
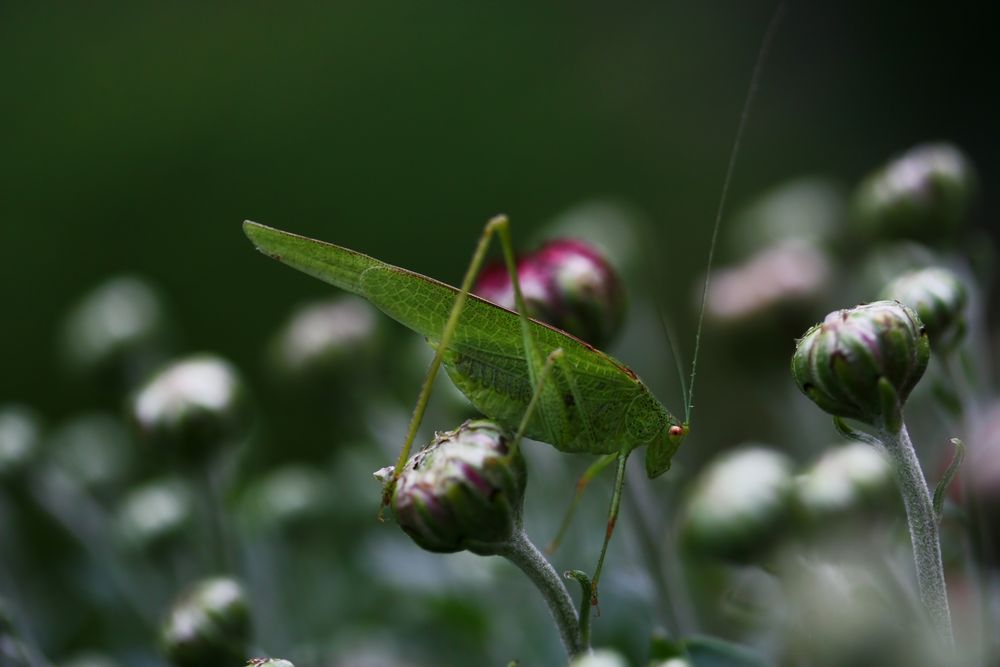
[2,1,996,420]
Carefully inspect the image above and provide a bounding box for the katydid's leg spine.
[590,453,629,605]
[382,215,512,510]
[545,453,618,555]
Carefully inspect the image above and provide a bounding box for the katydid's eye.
[669,425,683,437]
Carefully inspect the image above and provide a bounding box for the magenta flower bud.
[792,301,929,429]
[383,419,526,555]
[881,267,967,353]
[475,239,625,348]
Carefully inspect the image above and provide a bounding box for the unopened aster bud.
[239,465,331,535]
[853,143,976,242]
[792,301,929,430]
[246,660,294,667]
[795,442,895,526]
[475,239,625,349]
[383,419,526,555]
[567,649,629,667]
[270,296,379,382]
[49,413,131,492]
[881,267,967,352]
[60,275,171,389]
[132,355,250,465]
[681,447,795,562]
[0,405,42,482]
[117,478,194,555]
[161,577,251,667]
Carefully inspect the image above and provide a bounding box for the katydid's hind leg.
[545,453,618,555]
[590,453,629,606]
[382,214,518,512]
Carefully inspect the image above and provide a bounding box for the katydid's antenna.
[658,305,689,418]
[687,2,786,425]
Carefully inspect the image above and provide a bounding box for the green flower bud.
[795,442,895,525]
[117,478,194,555]
[161,577,251,667]
[270,296,380,382]
[0,405,42,482]
[382,419,526,555]
[881,267,967,352]
[791,301,929,430]
[60,276,171,390]
[132,355,251,465]
[48,413,132,492]
[852,143,976,242]
[239,465,331,535]
[681,447,795,562]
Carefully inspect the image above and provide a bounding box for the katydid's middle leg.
[590,452,629,606]
[545,453,619,555]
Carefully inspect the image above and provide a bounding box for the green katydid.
[243,215,688,600]
[242,4,783,604]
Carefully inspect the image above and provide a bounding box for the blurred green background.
[2,1,995,420]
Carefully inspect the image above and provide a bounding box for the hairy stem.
[878,422,954,648]
[496,530,586,657]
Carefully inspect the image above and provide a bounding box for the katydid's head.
[645,420,688,479]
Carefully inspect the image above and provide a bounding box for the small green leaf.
[933,438,965,521]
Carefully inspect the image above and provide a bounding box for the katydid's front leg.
[382,215,559,510]
[546,453,619,555]
[590,452,629,606]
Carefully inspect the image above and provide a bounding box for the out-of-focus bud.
[852,143,976,242]
[239,465,331,535]
[534,199,648,279]
[269,297,379,383]
[681,447,795,563]
[567,649,629,667]
[132,355,251,465]
[791,301,929,430]
[380,420,526,555]
[0,405,42,482]
[966,402,1000,559]
[161,577,251,667]
[881,267,967,353]
[706,240,832,324]
[729,177,847,255]
[48,413,132,493]
[60,276,171,390]
[117,478,194,556]
[246,660,294,667]
[475,239,625,349]
[59,653,120,667]
[795,442,895,526]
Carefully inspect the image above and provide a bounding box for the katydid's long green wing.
[243,221,668,454]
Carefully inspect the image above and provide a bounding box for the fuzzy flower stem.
[496,529,586,658]
[878,422,954,648]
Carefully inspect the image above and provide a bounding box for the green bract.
[681,446,795,562]
[384,419,526,555]
[881,267,967,352]
[852,142,976,242]
[132,354,250,464]
[161,577,251,667]
[792,301,929,429]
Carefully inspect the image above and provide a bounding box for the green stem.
[496,530,586,658]
[878,422,954,648]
